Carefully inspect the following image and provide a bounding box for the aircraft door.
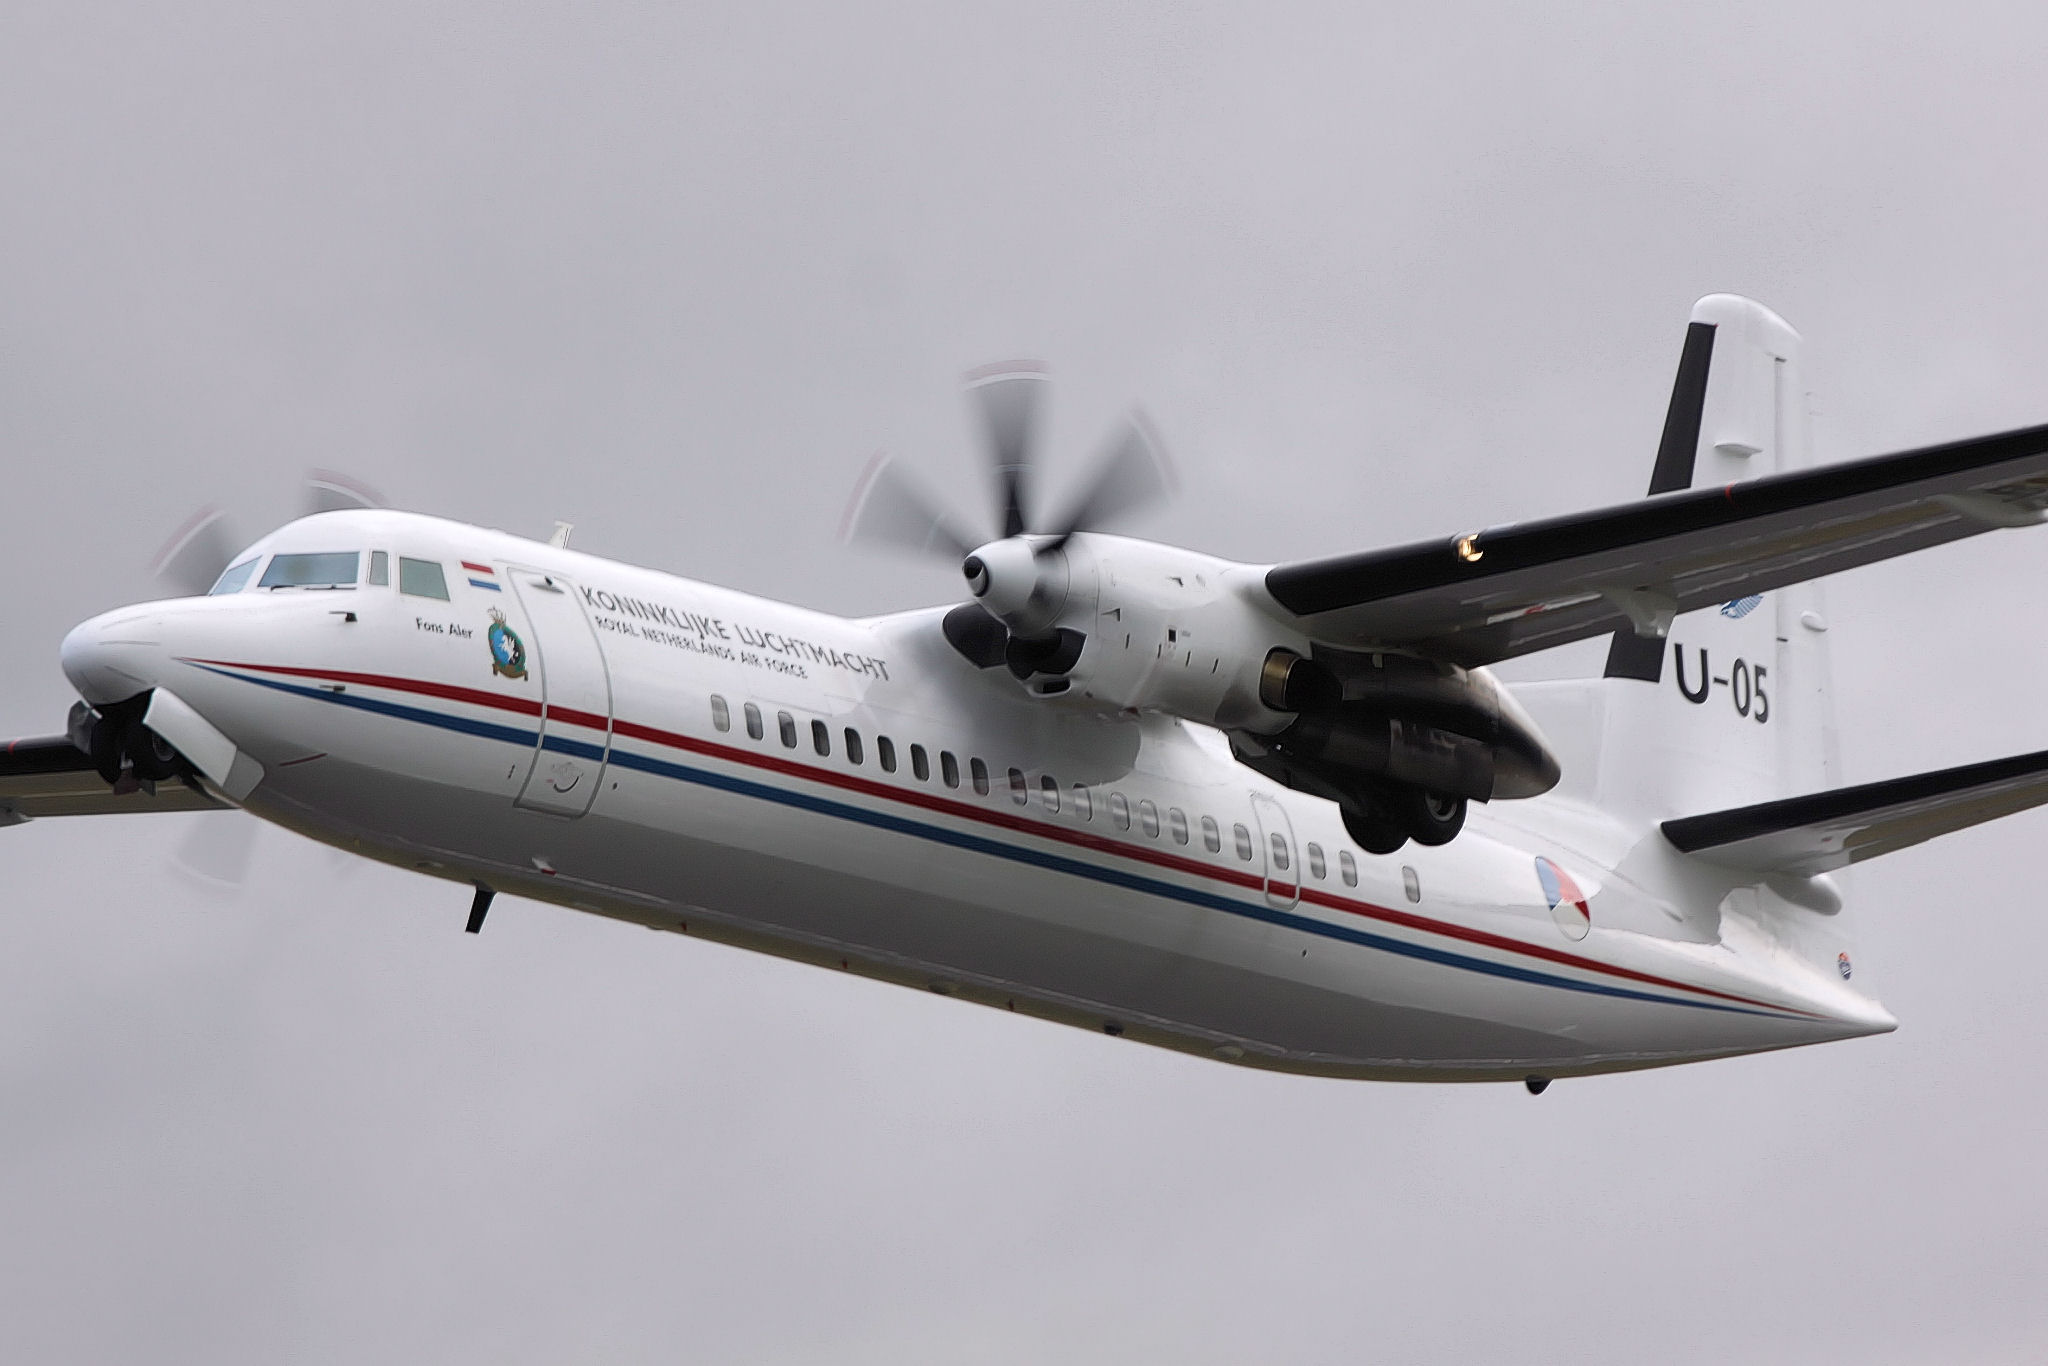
[1250,791,1301,909]
[506,568,613,817]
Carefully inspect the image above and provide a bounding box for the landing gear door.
[506,568,613,817]
[1250,791,1301,909]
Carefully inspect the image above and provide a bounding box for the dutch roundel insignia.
[1535,855,1591,941]
[487,607,528,680]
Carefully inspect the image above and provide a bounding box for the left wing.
[1263,422,2048,667]
[0,736,225,823]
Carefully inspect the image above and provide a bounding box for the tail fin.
[1589,295,1838,821]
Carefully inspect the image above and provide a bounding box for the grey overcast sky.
[5,3,2048,1362]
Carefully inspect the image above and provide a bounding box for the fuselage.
[59,509,1894,1081]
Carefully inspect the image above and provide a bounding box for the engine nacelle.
[955,533,1562,811]
[964,533,1309,731]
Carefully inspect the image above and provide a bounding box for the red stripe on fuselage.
[186,657,1818,1018]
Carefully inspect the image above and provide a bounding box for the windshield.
[208,557,260,595]
[258,551,360,589]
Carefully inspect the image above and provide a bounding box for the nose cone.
[61,606,166,705]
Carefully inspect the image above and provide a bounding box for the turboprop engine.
[843,364,1563,850]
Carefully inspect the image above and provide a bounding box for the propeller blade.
[171,810,256,891]
[1042,412,1173,547]
[967,363,1048,538]
[304,468,386,516]
[840,454,978,561]
[151,507,240,597]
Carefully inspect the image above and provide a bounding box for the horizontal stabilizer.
[0,736,225,822]
[1662,748,2048,876]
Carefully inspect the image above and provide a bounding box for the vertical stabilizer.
[1592,296,1837,823]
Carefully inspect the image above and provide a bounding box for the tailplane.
[1664,747,2048,879]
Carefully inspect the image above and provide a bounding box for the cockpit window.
[209,558,260,595]
[258,551,359,589]
[399,557,450,600]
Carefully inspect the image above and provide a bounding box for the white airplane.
[12,294,2048,1091]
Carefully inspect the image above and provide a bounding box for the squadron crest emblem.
[487,607,528,680]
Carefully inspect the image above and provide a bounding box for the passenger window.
[941,751,960,788]
[368,551,389,586]
[844,728,863,765]
[710,696,730,732]
[209,558,259,595]
[1403,865,1422,903]
[812,720,831,757]
[1040,775,1060,813]
[778,712,798,748]
[1307,842,1326,879]
[399,557,450,600]
[744,703,764,740]
[1340,850,1359,887]
[912,744,931,781]
[262,551,360,589]
[1168,808,1189,845]
[1072,785,1092,820]
[1139,799,1160,838]
[1233,823,1254,860]
[1110,793,1131,830]
[1201,816,1221,853]
[877,736,896,773]
[1008,767,1029,805]
[971,758,991,796]
[1270,833,1291,871]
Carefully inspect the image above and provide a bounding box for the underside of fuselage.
[243,748,1883,1083]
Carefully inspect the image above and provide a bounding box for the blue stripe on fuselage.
[193,662,1789,1020]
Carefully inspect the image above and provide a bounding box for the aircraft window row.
[207,551,456,598]
[707,692,1384,879]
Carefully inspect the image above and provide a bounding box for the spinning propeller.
[842,364,1172,678]
[145,470,386,889]
[152,469,385,597]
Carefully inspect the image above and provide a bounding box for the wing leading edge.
[1263,421,2048,667]
[1661,748,2048,877]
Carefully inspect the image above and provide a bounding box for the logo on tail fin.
[1720,594,1764,619]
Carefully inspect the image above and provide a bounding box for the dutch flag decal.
[463,561,501,592]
